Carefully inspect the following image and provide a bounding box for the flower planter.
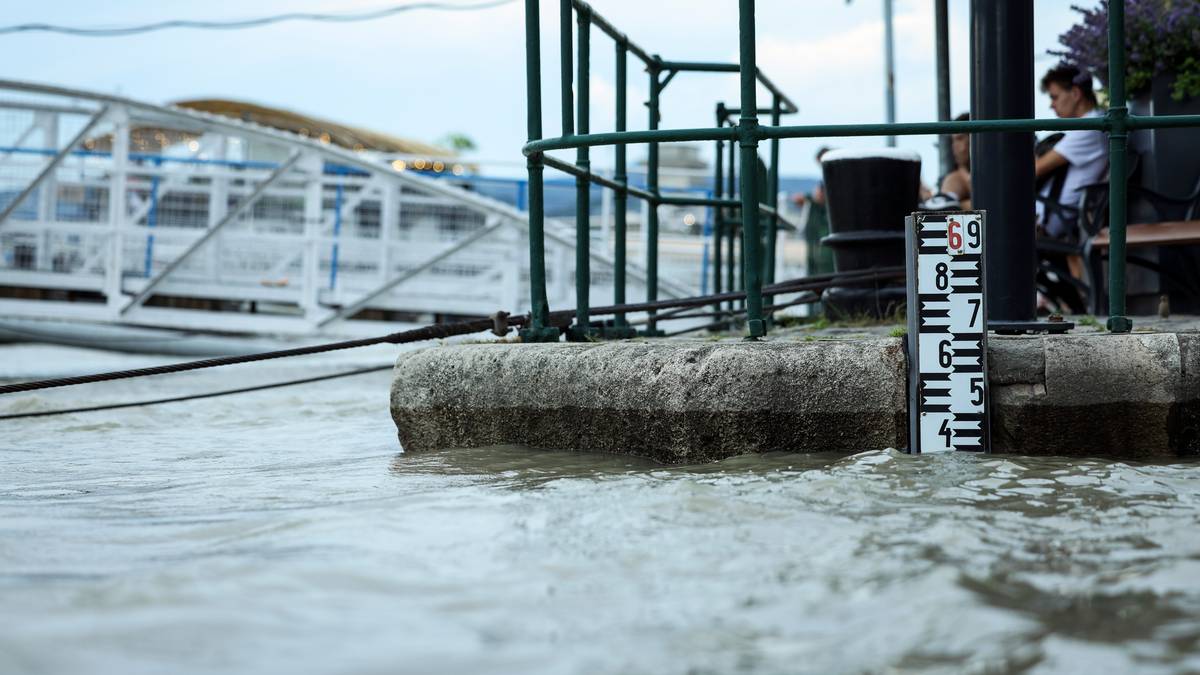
[1128,73,1200,313]
[1130,73,1200,197]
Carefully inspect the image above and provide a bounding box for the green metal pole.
[764,95,781,323]
[521,0,556,341]
[737,217,744,293]
[726,127,736,314]
[568,7,595,340]
[610,37,633,338]
[559,0,573,137]
[738,0,765,338]
[1106,0,1132,333]
[712,131,724,316]
[642,59,663,336]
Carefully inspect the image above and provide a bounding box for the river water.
[3,343,1200,674]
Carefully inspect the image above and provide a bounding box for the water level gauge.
[905,211,990,453]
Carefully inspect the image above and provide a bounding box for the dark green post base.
[1107,316,1134,333]
[639,327,666,338]
[565,325,602,342]
[519,326,561,342]
[745,318,766,339]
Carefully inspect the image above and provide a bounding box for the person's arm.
[1035,149,1068,179]
[940,168,970,200]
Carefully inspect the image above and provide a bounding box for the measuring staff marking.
[905,211,991,454]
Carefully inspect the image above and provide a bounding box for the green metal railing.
[521,0,796,341]
[523,0,1200,340]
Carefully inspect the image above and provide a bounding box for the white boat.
[0,80,805,354]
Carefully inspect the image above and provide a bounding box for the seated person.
[1035,65,1108,239]
[939,113,972,209]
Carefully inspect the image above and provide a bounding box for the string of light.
[0,0,516,37]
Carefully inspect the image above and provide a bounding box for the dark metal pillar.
[764,95,781,322]
[520,0,558,341]
[935,0,954,177]
[970,0,1035,327]
[569,6,596,340]
[726,123,737,314]
[1106,0,1132,332]
[883,0,897,147]
[738,0,765,338]
[559,0,573,138]
[608,37,635,338]
[641,59,663,336]
[712,107,724,316]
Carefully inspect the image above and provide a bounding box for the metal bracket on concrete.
[988,319,1075,335]
[490,311,511,337]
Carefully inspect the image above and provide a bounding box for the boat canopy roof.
[172,98,453,157]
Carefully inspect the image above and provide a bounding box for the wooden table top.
[1091,220,1200,249]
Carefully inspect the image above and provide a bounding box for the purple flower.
[1052,0,1200,100]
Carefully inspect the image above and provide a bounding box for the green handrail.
[1106,0,1131,332]
[519,0,556,342]
[524,0,1200,339]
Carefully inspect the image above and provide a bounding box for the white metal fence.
[0,80,699,337]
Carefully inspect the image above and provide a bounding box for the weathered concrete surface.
[391,332,1200,463]
[989,333,1184,457]
[391,340,907,463]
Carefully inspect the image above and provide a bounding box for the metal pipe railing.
[571,4,594,339]
[934,0,953,177]
[644,57,662,335]
[1106,0,1131,333]
[525,113,1200,156]
[559,0,573,139]
[572,0,653,66]
[712,119,724,317]
[519,0,557,341]
[611,36,633,337]
[725,127,737,313]
[764,95,782,323]
[737,0,765,338]
[524,1,800,340]
[524,0,1200,339]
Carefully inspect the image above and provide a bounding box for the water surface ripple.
[2,345,1200,674]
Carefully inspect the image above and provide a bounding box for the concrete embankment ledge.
[390,329,1200,462]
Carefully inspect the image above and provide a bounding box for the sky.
[0,0,1086,184]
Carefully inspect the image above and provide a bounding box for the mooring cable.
[0,266,905,398]
[0,319,495,396]
[0,364,394,420]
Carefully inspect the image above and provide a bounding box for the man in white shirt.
[1036,65,1108,238]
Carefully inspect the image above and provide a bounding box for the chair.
[1077,166,1200,314]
